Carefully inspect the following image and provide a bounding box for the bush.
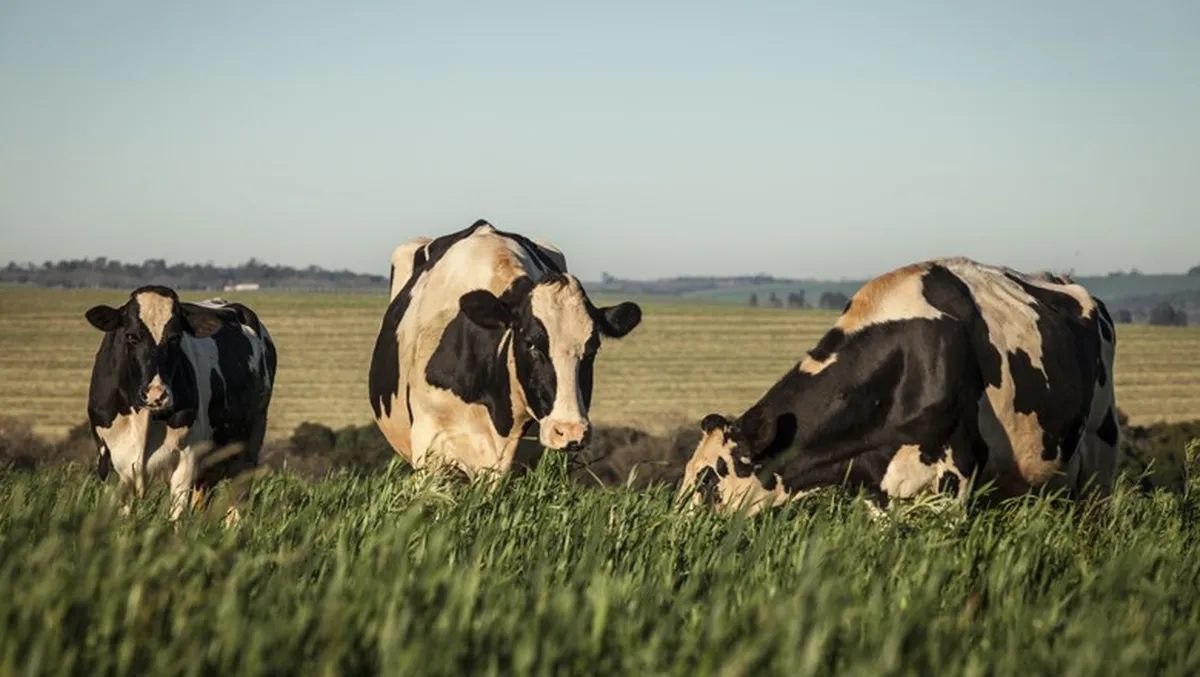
[0,417,94,473]
[1113,309,1133,324]
[1148,302,1187,327]
[819,291,850,311]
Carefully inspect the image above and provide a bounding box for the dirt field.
[2,288,1197,440]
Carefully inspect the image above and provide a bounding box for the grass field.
[2,288,1198,441]
[2,459,1199,674]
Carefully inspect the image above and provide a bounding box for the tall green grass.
[2,455,1199,676]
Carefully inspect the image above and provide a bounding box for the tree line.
[0,257,387,292]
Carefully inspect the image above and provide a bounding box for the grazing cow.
[679,258,1118,514]
[369,220,642,477]
[85,287,276,520]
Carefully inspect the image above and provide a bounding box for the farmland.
[2,288,1199,441]
[2,288,1200,674]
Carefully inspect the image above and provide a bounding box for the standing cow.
[679,258,1118,514]
[369,220,642,477]
[85,286,276,520]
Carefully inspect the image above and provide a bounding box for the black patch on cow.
[807,328,845,363]
[1097,407,1119,446]
[404,384,414,424]
[504,231,563,275]
[696,468,719,505]
[938,473,961,495]
[923,265,1003,389]
[917,443,943,465]
[760,413,799,459]
[701,414,728,433]
[511,313,556,421]
[1005,274,1103,467]
[368,224,480,418]
[167,407,196,430]
[842,299,854,314]
[715,456,729,477]
[1098,312,1113,343]
[96,443,111,481]
[425,308,516,437]
[759,472,778,491]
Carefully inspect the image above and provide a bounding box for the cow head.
[677,414,790,515]
[458,274,641,451]
[85,286,223,415]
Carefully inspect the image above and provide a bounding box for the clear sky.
[1,1,1197,280]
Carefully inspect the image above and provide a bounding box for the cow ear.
[460,290,512,329]
[85,305,121,332]
[594,302,641,338]
[181,307,223,338]
[700,414,729,433]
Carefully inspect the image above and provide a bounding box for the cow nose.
[543,420,589,451]
[141,384,169,407]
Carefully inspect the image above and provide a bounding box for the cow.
[678,257,1118,515]
[85,287,276,520]
[368,220,642,478]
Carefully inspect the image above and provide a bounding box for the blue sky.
[1,1,1197,280]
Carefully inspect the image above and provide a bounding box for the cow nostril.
[564,440,583,452]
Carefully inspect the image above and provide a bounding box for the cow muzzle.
[541,419,590,452]
[140,377,173,411]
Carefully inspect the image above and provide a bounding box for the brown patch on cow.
[135,291,175,343]
[835,263,942,335]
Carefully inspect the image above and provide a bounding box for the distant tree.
[748,293,759,308]
[1149,302,1187,327]
[1189,264,1200,276]
[818,291,850,311]
[768,292,783,309]
[786,291,806,309]
[601,272,616,284]
[1113,309,1134,324]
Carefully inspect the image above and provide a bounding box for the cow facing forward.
[680,258,1118,514]
[369,220,641,477]
[86,287,276,520]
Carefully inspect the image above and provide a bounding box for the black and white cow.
[368,220,642,477]
[679,258,1118,514]
[86,286,276,520]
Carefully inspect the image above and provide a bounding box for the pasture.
[2,287,1200,674]
[3,458,1200,674]
[2,288,1199,441]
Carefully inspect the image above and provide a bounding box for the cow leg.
[116,477,136,517]
[169,447,197,522]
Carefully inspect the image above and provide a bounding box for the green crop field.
[2,288,1200,441]
[2,459,1200,674]
[2,288,1200,674]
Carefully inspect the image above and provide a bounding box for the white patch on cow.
[389,236,433,301]
[835,264,943,335]
[939,259,1060,483]
[798,352,838,375]
[135,291,174,344]
[530,278,594,448]
[678,425,790,516]
[880,445,935,499]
